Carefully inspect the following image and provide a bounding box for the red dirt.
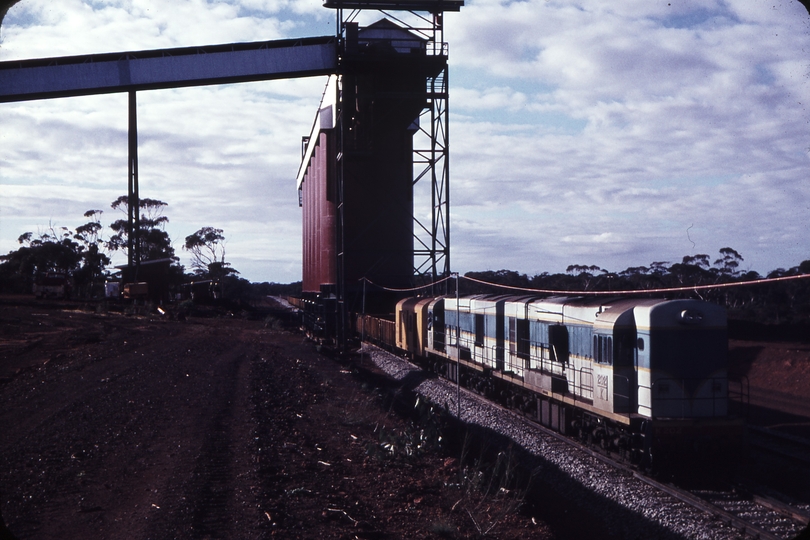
[0,296,551,539]
[729,338,810,428]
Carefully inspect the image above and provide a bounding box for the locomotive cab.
[395,297,433,357]
[592,301,645,415]
[427,297,445,352]
[634,300,742,472]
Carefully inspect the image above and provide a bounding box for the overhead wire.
[360,272,810,296]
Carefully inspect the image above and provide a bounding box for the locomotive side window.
[549,324,569,364]
[593,335,613,365]
[475,314,484,346]
[508,318,516,355]
[637,337,645,351]
[516,318,530,361]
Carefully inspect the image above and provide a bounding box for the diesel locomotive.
[357,294,745,473]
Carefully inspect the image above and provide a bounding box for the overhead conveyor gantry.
[0,36,338,103]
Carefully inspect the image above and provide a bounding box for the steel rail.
[747,489,810,527]
[748,426,810,466]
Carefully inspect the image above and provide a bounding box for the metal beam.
[324,0,463,11]
[0,36,338,103]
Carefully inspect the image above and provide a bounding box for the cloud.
[1,0,809,284]
[443,0,810,275]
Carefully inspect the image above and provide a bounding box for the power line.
[360,272,810,296]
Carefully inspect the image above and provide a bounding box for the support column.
[127,90,141,269]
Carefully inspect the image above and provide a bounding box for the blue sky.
[1,0,809,283]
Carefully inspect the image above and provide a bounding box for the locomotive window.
[475,314,484,346]
[637,337,645,351]
[509,319,516,355]
[594,335,612,365]
[516,318,530,360]
[549,325,569,364]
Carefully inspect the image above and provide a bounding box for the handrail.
[728,375,750,418]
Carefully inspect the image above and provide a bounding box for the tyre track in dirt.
[141,343,260,539]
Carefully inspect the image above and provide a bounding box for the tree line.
[462,248,810,325]
[3,201,807,324]
[0,196,301,303]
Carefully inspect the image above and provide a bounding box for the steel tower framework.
[329,3,456,302]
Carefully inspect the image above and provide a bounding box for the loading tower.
[297,0,462,344]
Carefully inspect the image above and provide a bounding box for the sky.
[1,0,809,284]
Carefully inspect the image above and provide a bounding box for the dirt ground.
[1,295,808,540]
[0,296,552,539]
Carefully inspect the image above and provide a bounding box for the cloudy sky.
[1,0,809,284]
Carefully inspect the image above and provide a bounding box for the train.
[354,294,746,474]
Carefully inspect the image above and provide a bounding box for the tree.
[565,264,602,290]
[183,227,238,280]
[73,210,111,297]
[714,247,744,277]
[648,261,670,276]
[108,196,176,262]
[682,254,711,269]
[669,254,715,287]
[0,224,83,294]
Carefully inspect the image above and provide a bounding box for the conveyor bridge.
[0,36,338,103]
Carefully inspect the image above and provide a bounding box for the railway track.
[749,425,810,466]
[504,401,810,540]
[359,343,810,539]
